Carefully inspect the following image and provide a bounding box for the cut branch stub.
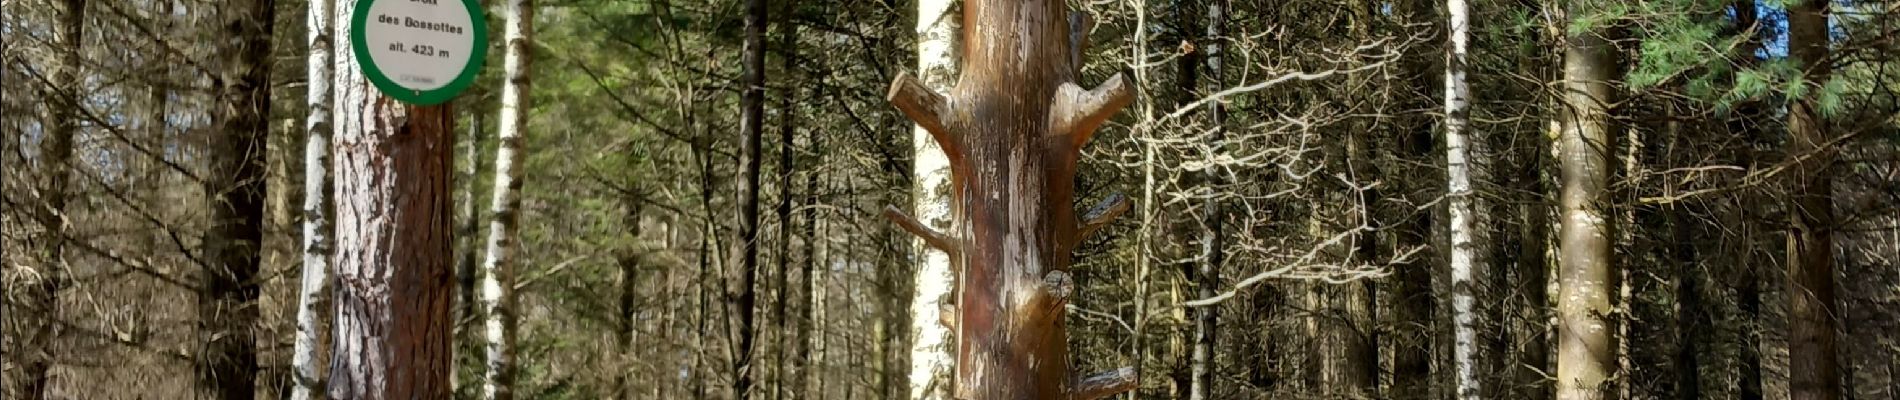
[883,205,958,257]
[1051,73,1135,152]
[888,73,961,163]
[1071,367,1138,400]
[1077,193,1131,244]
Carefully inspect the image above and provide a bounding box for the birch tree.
[291,0,336,396]
[478,0,534,397]
[326,0,457,396]
[906,0,960,398]
[1443,0,1483,398]
[1555,6,1621,398]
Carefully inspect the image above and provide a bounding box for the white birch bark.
[291,0,335,397]
[480,0,533,398]
[1444,0,1483,398]
[907,1,960,399]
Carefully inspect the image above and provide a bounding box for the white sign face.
[352,0,485,104]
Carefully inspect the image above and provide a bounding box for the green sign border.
[350,0,488,106]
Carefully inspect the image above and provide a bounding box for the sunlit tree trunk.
[16,1,87,398]
[1555,10,1620,400]
[326,0,456,396]
[906,0,960,397]
[1443,0,1483,398]
[883,0,1137,397]
[292,0,336,397]
[1784,1,1840,399]
[198,0,276,396]
[478,0,534,397]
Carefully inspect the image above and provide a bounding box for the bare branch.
[1053,73,1135,151]
[888,73,960,161]
[1072,367,1138,400]
[883,205,958,256]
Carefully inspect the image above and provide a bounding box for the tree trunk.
[615,200,643,400]
[326,0,457,395]
[882,0,1136,398]
[773,11,800,400]
[456,101,485,361]
[478,0,534,397]
[1190,1,1226,399]
[1728,3,1765,399]
[292,0,336,396]
[1171,1,1202,396]
[907,0,961,397]
[1443,1,1483,398]
[1784,1,1840,399]
[199,0,276,396]
[17,1,87,397]
[1555,12,1620,400]
[729,0,766,398]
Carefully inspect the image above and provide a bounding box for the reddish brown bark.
[884,1,1134,398]
[327,103,456,400]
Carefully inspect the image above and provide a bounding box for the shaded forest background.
[3,0,1898,399]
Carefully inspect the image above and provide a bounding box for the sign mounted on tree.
[350,0,487,105]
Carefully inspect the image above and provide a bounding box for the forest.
[3,0,1898,399]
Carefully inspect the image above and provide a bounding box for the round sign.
[350,0,487,105]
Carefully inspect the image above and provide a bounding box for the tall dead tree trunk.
[478,0,534,397]
[17,1,87,398]
[1390,3,1438,400]
[906,0,961,397]
[326,0,457,397]
[1784,1,1840,399]
[1555,11,1620,400]
[729,0,766,398]
[292,0,336,397]
[882,1,1137,398]
[199,0,276,397]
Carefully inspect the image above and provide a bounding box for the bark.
[907,0,961,397]
[772,11,800,400]
[1190,1,1226,399]
[1555,14,1620,400]
[882,0,1136,397]
[478,0,534,397]
[1443,0,1483,398]
[1784,2,1840,399]
[292,0,337,396]
[729,0,766,397]
[16,0,87,397]
[199,0,276,396]
[326,0,457,395]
